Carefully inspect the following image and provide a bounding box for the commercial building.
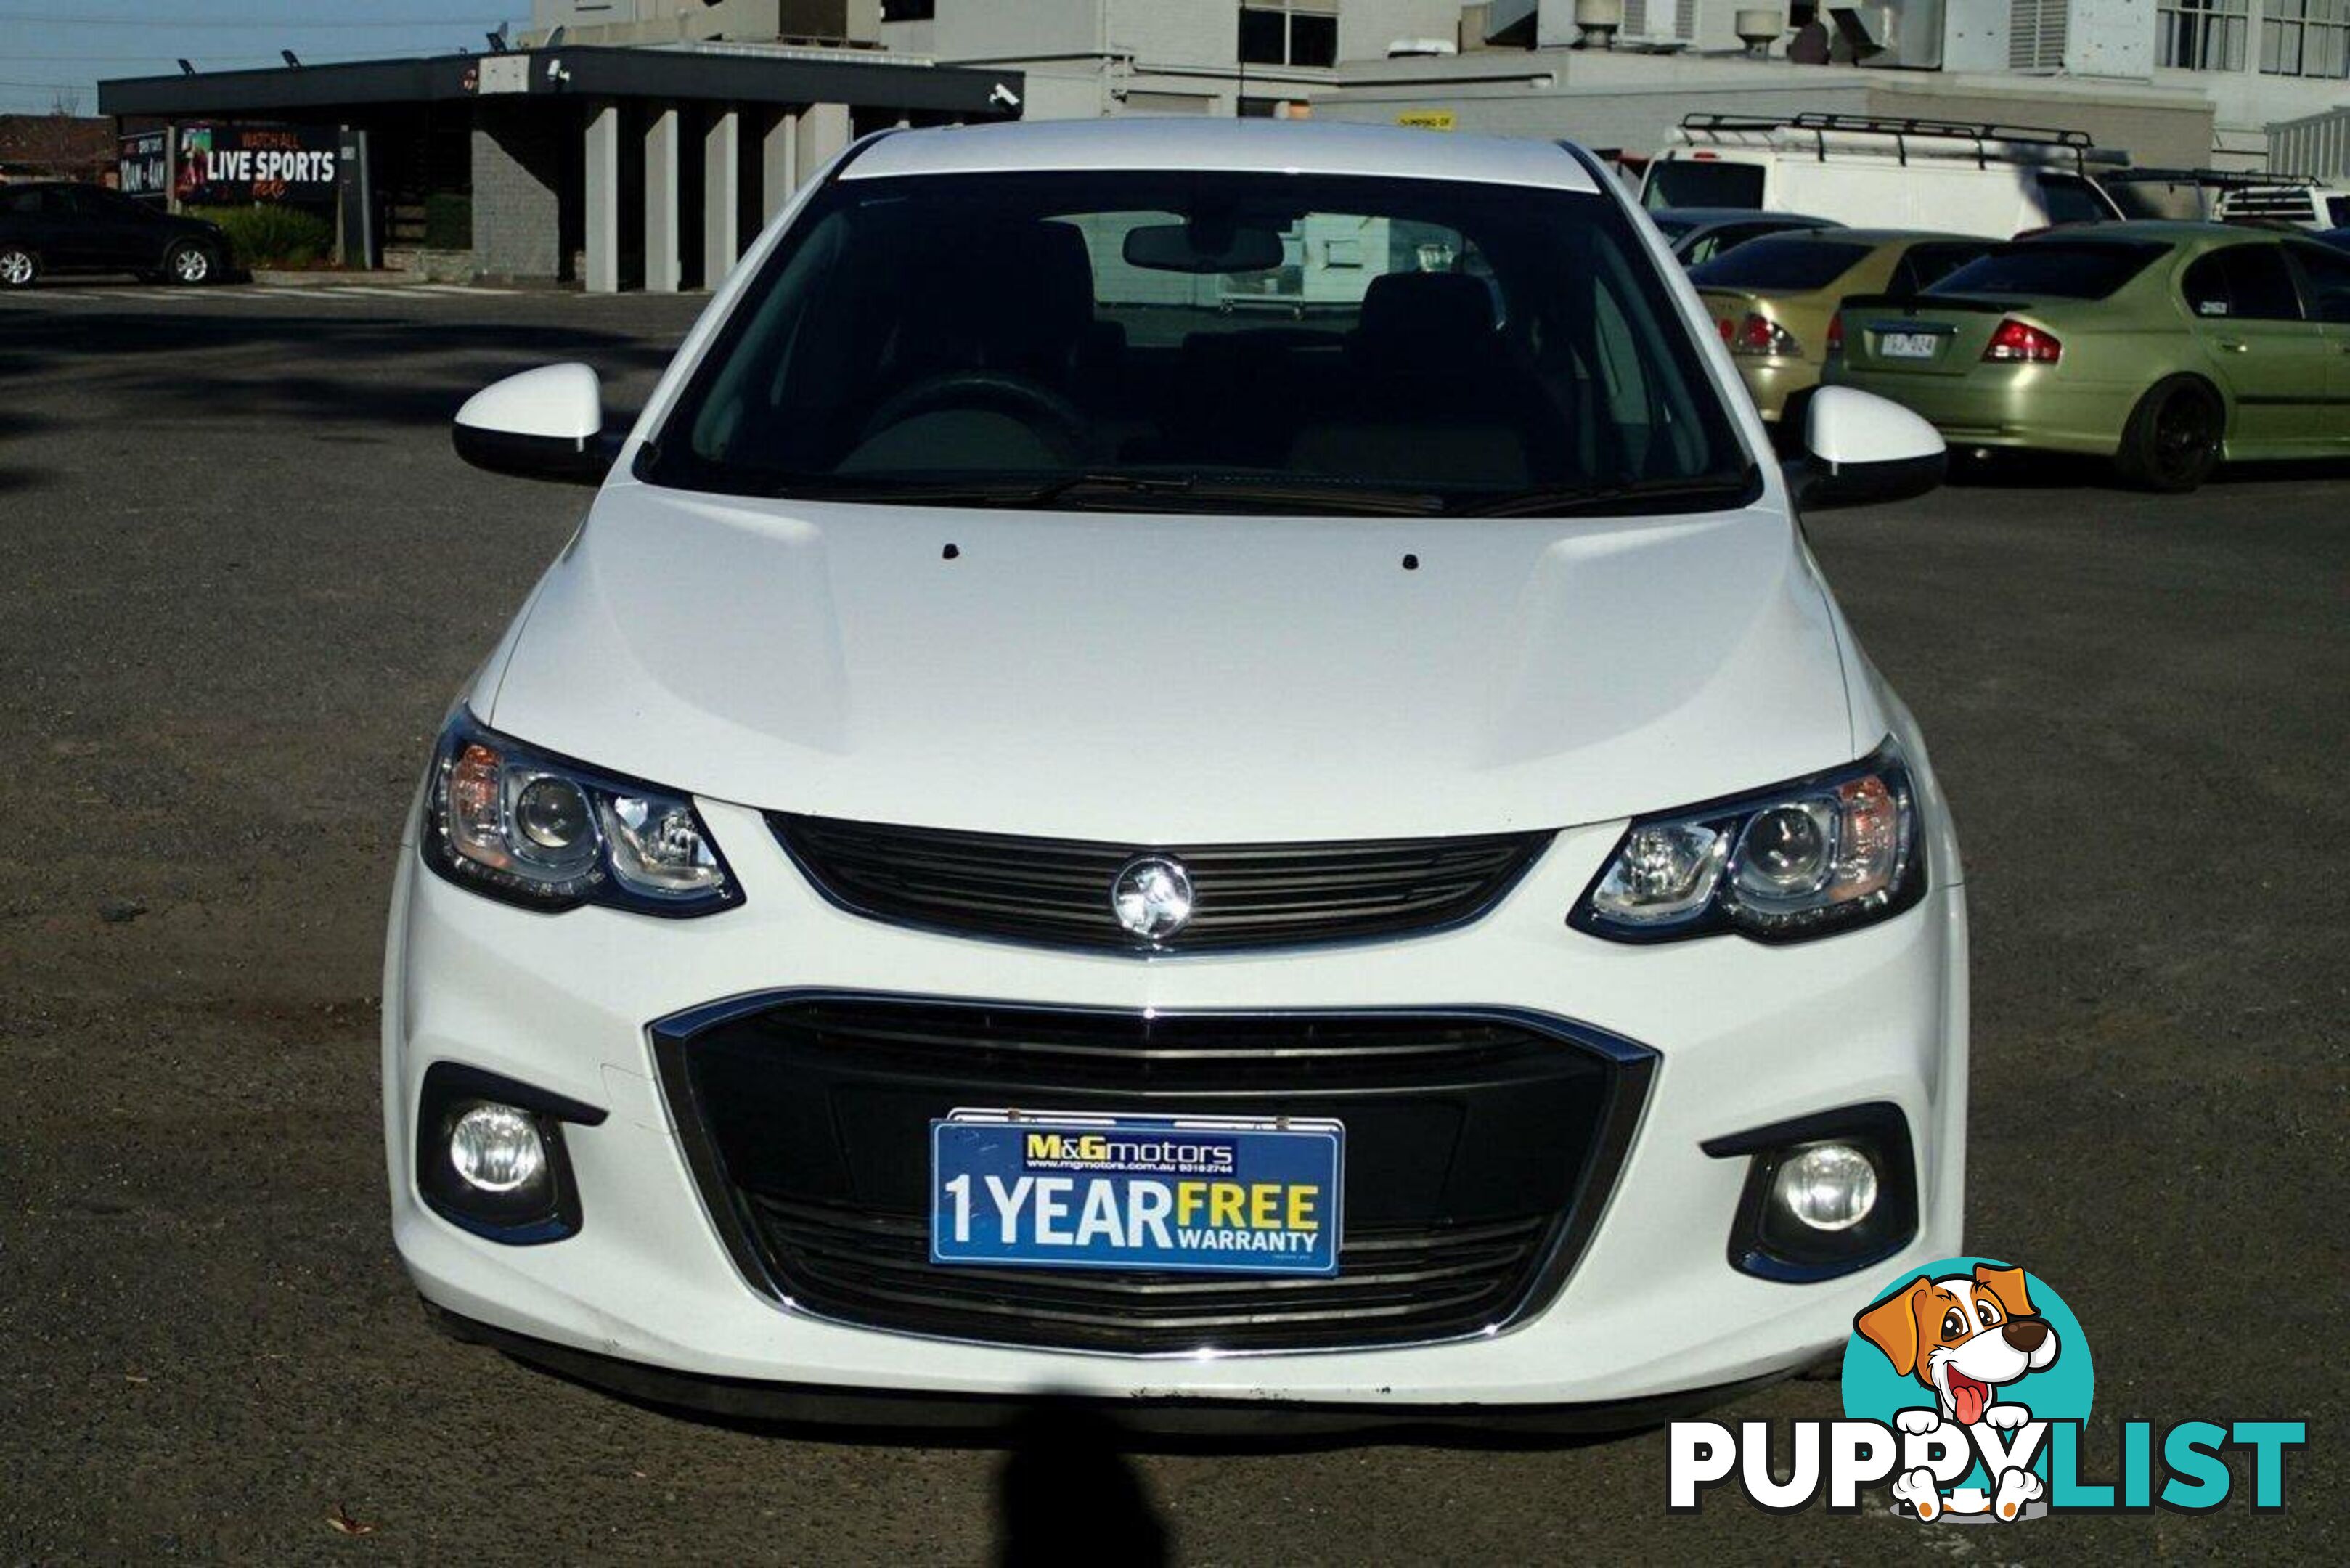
[873,1,1466,118]
[93,2,2349,290]
[97,3,1021,292]
[1312,1,2350,173]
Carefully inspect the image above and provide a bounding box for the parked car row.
[1670,207,2349,491]
[1688,229,1999,423]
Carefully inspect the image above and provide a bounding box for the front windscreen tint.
[1643,159,1765,211]
[1928,242,2163,301]
[1688,237,1872,292]
[642,168,1752,515]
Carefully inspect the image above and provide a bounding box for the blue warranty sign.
[930,1111,1344,1277]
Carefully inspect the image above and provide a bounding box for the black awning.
[99,45,1021,119]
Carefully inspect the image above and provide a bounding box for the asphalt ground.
[0,280,2342,1562]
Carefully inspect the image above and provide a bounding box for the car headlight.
[419,711,741,917]
[1570,743,1923,943]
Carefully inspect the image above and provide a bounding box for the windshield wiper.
[1455,470,1761,518]
[1037,473,1448,516]
[765,471,1447,516]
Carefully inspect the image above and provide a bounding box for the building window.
[2261,0,2350,75]
[2158,0,2249,70]
[1239,2,1339,70]
[880,1,935,21]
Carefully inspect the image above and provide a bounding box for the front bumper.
[384,793,1967,1410]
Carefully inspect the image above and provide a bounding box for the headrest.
[1355,271,1498,370]
[900,219,1097,375]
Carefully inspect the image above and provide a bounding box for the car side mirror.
[1789,385,1946,511]
[452,363,612,486]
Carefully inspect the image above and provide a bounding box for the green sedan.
[1823,222,2350,491]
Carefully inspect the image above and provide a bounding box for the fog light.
[1771,1141,1879,1232]
[1704,1103,1915,1281]
[449,1103,547,1194]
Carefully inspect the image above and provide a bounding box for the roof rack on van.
[1676,112,2094,172]
[2100,166,2314,190]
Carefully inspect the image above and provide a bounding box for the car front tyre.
[2114,375,2222,494]
[0,245,37,288]
[166,240,217,286]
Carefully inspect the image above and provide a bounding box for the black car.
[0,182,227,287]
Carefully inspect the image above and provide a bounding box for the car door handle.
[2214,340,2248,354]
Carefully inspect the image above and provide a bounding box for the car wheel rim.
[175,248,208,282]
[1,252,28,285]
[2153,392,2214,482]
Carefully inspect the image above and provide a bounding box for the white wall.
[903,1,1466,74]
[1339,0,1472,60]
[920,0,1108,60]
[1106,0,1231,65]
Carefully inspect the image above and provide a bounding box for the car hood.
[482,482,1860,842]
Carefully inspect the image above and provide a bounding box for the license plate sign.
[930,1112,1343,1277]
[1879,330,1943,359]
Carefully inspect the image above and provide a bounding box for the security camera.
[990,82,1021,110]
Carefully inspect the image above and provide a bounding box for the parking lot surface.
[0,284,2341,1561]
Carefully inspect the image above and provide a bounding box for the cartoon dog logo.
[1854,1263,2061,1522]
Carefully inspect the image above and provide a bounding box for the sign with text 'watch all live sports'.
[173,123,339,206]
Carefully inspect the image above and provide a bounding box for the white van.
[1642,113,2124,239]
[2214,181,2350,232]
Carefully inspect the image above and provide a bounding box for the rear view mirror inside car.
[1122,221,1285,274]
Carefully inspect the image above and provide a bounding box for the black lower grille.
[653,995,1652,1355]
[769,814,1550,952]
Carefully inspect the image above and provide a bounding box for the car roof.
[2025,219,2264,245]
[841,118,1601,193]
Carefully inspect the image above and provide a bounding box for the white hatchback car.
[388,118,1967,1429]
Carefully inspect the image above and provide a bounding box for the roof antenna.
[176,58,195,75]
[280,49,301,68]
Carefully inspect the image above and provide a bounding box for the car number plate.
[930,1111,1343,1277]
[1878,331,1943,359]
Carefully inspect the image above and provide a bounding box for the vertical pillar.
[471,105,560,281]
[702,106,741,289]
[584,100,621,294]
[761,107,800,219]
[799,102,852,178]
[644,103,681,293]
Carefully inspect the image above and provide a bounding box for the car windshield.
[1687,237,1872,292]
[1928,241,2163,301]
[643,169,1753,516]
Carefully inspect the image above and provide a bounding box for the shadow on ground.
[0,309,677,428]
